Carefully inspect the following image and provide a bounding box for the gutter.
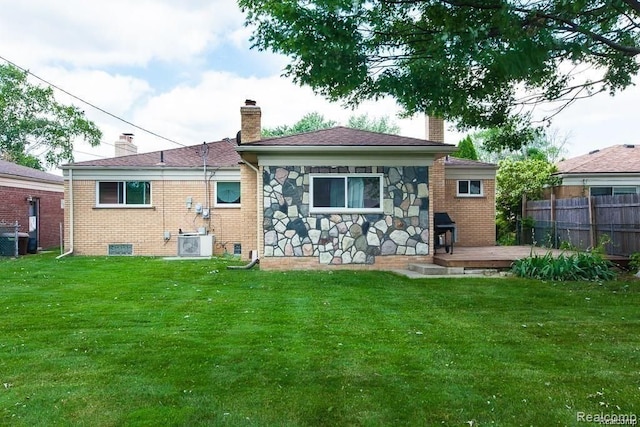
[56,168,74,258]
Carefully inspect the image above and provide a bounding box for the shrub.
[629,252,640,273]
[512,251,616,281]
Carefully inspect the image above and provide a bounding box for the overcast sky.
[1,0,638,169]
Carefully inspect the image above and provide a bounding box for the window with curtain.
[97,181,151,206]
[216,181,241,206]
[457,179,483,197]
[310,174,383,213]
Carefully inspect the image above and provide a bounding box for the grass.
[0,253,639,426]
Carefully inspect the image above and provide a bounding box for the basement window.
[108,244,133,256]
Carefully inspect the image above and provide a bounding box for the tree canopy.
[0,63,102,169]
[263,111,400,137]
[240,0,640,150]
[473,127,568,163]
[496,157,559,229]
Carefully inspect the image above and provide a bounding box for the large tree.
[0,63,102,169]
[240,0,640,150]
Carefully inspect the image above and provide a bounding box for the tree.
[263,112,336,137]
[451,136,478,160]
[263,111,400,137]
[0,63,102,169]
[474,127,568,164]
[347,113,400,134]
[496,158,559,232]
[240,0,640,150]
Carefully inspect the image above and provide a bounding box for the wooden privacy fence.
[523,194,640,256]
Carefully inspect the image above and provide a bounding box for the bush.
[629,253,640,273]
[511,251,616,281]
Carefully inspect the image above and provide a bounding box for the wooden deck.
[433,245,628,269]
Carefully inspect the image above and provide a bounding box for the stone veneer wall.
[262,166,429,265]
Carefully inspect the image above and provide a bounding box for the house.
[0,159,64,252]
[550,144,640,198]
[60,135,243,257]
[61,101,497,269]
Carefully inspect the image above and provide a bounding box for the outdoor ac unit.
[177,234,213,257]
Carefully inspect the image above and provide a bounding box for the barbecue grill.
[434,212,456,254]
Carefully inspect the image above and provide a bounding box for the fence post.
[588,196,595,249]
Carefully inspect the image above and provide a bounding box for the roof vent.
[624,144,635,148]
[588,149,600,155]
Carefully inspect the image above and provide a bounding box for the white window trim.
[214,180,241,208]
[309,173,384,214]
[95,181,152,208]
[457,179,483,197]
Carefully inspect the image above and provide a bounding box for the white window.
[457,179,483,197]
[310,174,383,213]
[97,181,151,206]
[590,186,639,196]
[215,181,241,207]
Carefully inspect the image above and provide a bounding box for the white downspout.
[243,160,260,260]
[57,168,74,258]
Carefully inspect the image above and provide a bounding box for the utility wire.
[0,55,189,147]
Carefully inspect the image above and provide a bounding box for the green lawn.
[0,253,638,426]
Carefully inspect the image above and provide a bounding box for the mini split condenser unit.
[177,234,213,257]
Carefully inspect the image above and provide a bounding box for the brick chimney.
[239,99,261,144]
[114,133,138,157]
[425,115,444,143]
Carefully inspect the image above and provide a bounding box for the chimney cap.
[245,99,257,106]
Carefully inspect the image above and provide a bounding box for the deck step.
[408,263,465,276]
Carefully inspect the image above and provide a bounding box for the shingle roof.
[556,144,640,174]
[0,159,63,183]
[63,139,241,168]
[247,126,453,147]
[445,156,496,168]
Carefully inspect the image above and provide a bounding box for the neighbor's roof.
[238,127,455,148]
[61,139,241,169]
[555,144,640,175]
[0,159,63,184]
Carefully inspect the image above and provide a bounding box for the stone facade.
[262,165,430,265]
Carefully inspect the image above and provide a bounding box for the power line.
[0,55,189,148]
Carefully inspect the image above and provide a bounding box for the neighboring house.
[61,101,497,269]
[0,159,64,251]
[550,144,640,198]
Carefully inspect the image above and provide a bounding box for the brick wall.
[65,180,241,256]
[239,164,260,260]
[429,157,446,249]
[260,254,433,271]
[0,185,63,249]
[443,178,496,246]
